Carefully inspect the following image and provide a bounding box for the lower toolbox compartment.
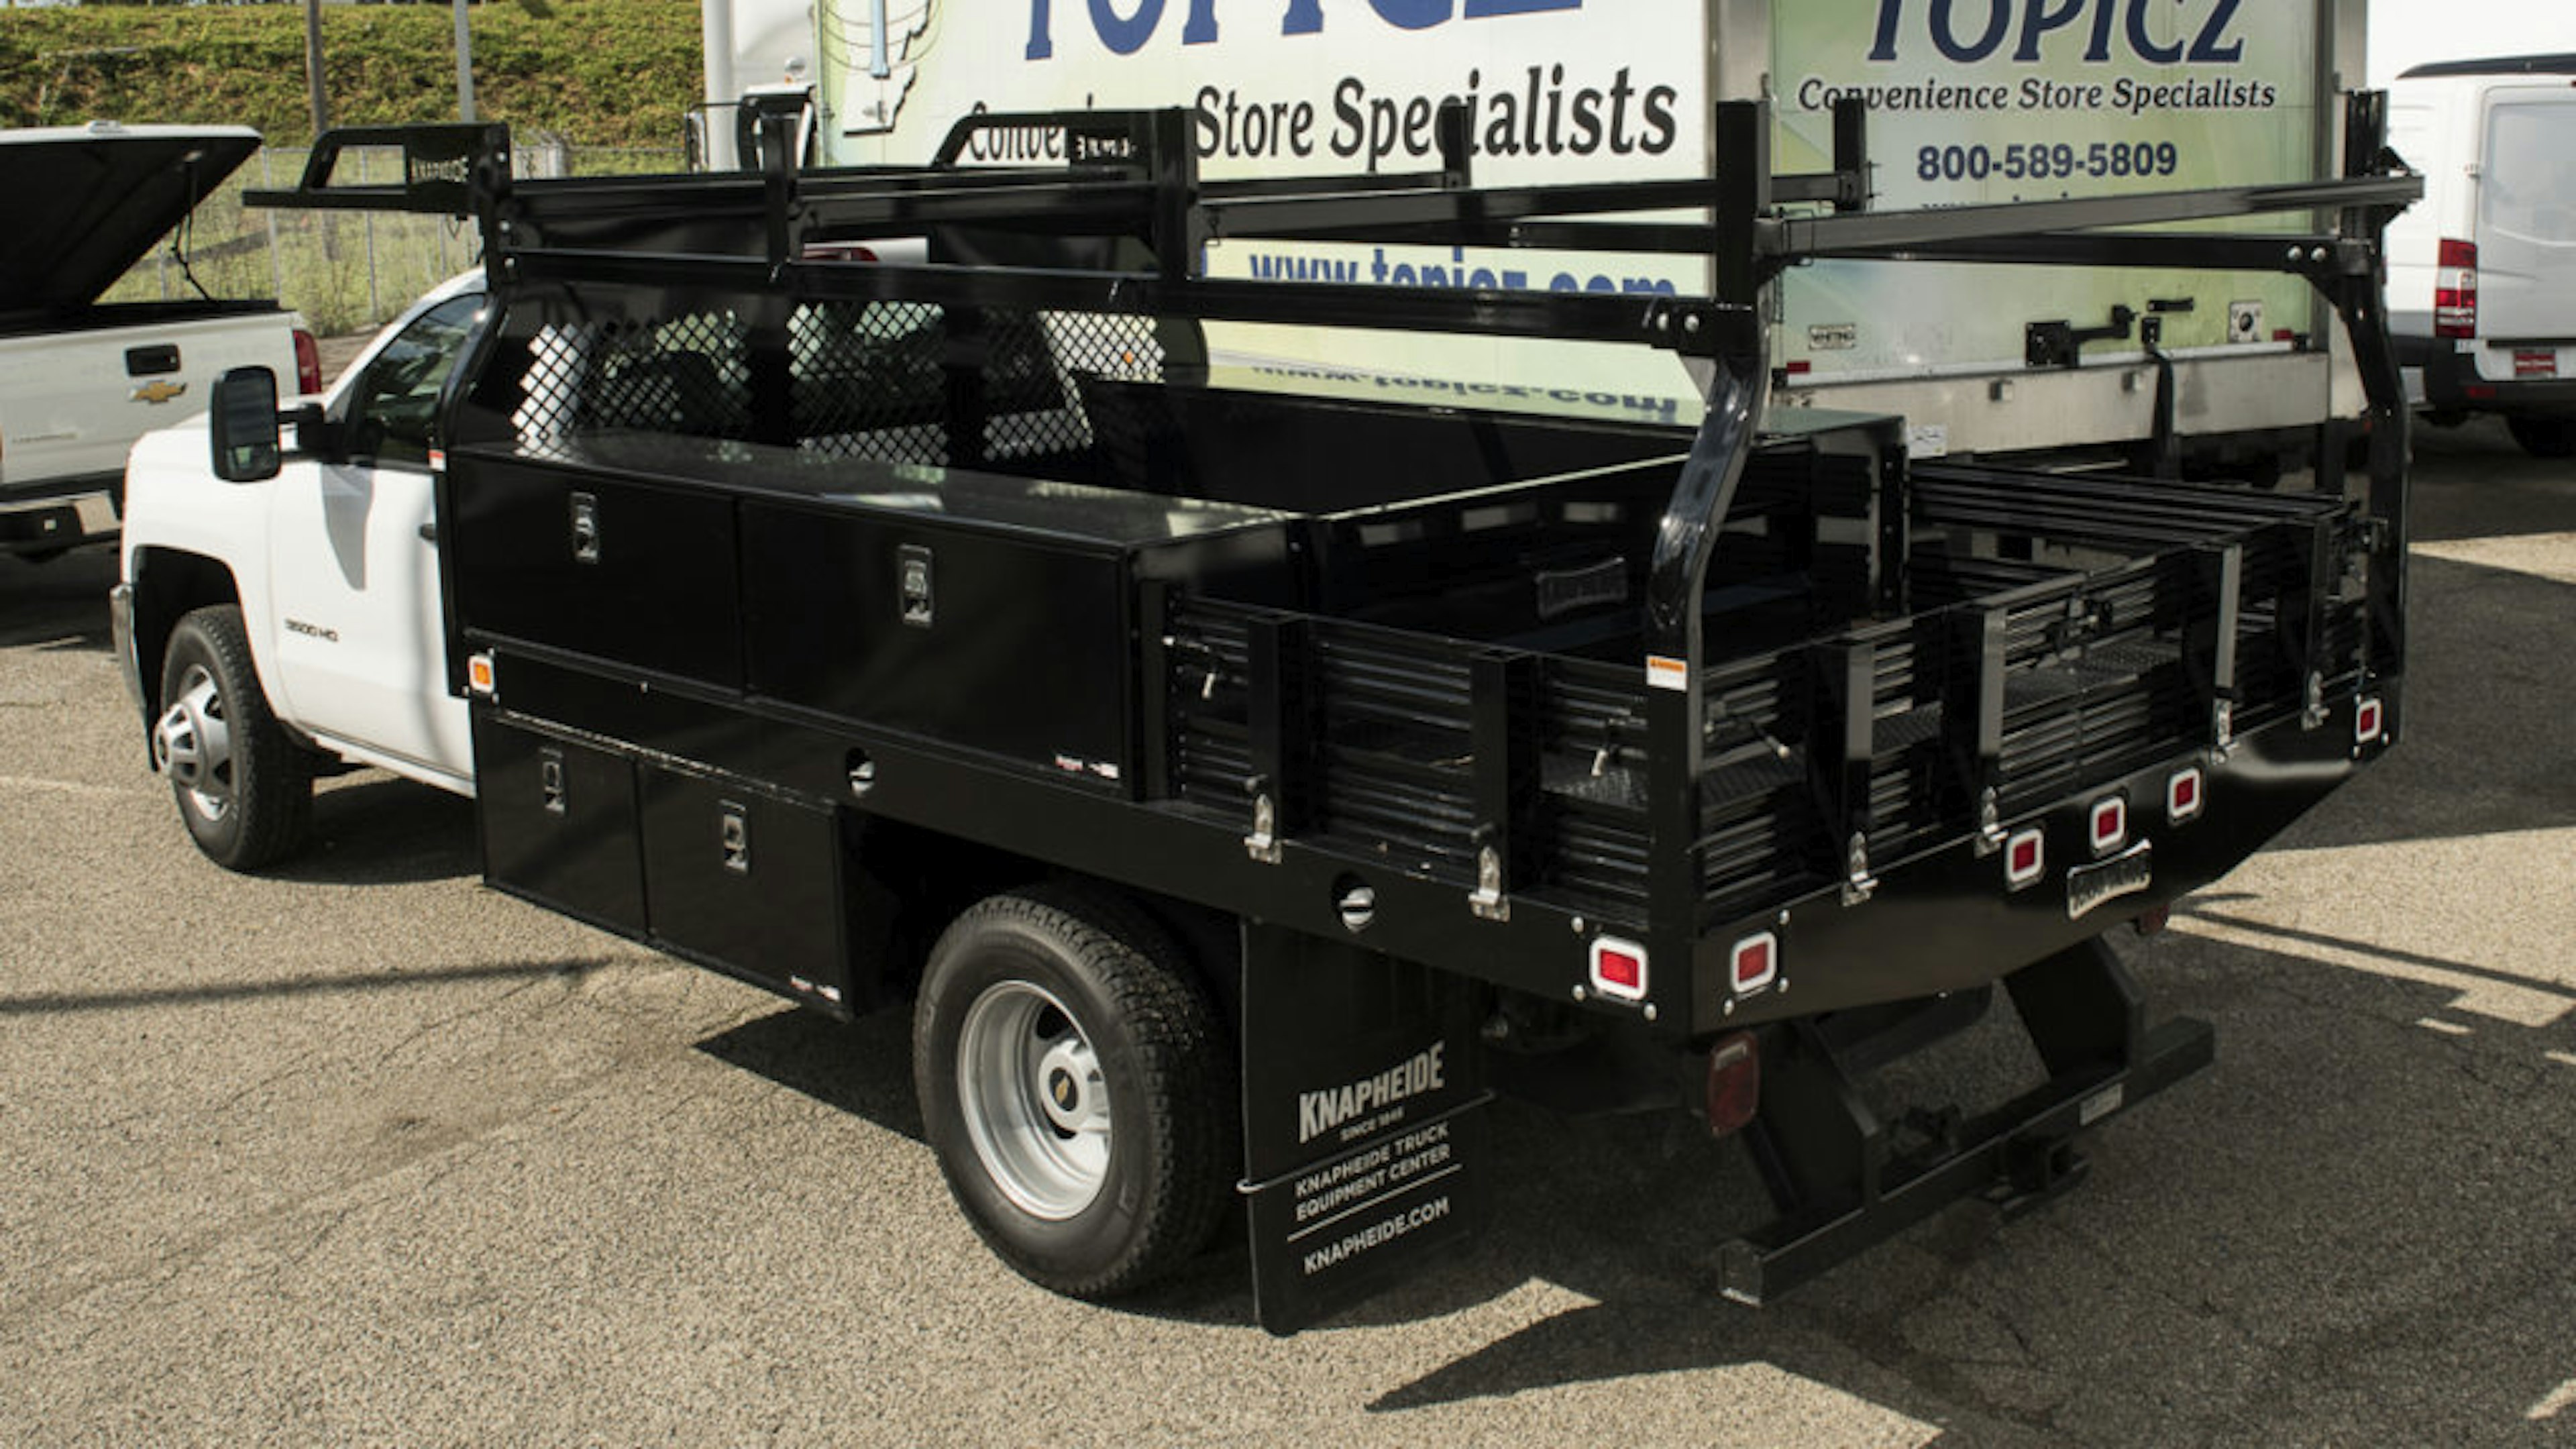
[473,713,647,935]
[639,765,863,1014]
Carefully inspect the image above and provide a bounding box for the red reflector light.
[2167,767,2204,825]
[1705,1030,1760,1139]
[2435,237,2478,339]
[1588,936,1647,1002]
[1784,359,1813,376]
[2356,696,2385,745]
[1729,931,1779,996]
[292,327,323,396]
[2005,828,2045,890]
[2089,796,2127,855]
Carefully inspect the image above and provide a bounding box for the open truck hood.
[0,121,262,316]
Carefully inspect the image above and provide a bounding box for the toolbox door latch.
[900,544,934,628]
[569,492,602,565]
[719,803,752,874]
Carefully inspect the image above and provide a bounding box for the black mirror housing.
[209,367,283,482]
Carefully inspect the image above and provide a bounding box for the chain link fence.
[100,142,688,337]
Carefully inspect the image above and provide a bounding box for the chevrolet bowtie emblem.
[131,380,189,405]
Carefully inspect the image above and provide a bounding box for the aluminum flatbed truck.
[125,96,2418,1333]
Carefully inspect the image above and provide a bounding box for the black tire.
[2506,416,2576,458]
[153,604,313,871]
[913,884,1236,1299]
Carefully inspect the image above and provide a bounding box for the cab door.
[264,291,486,790]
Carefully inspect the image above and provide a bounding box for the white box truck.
[2385,53,2576,455]
[718,0,2377,473]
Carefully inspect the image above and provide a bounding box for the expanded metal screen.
[511,299,1163,467]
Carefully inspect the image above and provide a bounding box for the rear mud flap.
[1239,923,1492,1336]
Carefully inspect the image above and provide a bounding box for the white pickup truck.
[113,274,482,869]
[2,122,317,561]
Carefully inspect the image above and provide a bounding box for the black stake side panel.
[1693,688,2394,1035]
[1239,924,1491,1336]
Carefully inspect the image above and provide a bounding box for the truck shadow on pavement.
[1347,929,2576,1444]
[694,1004,925,1144]
[681,914,2576,1448]
[277,775,482,886]
[2408,419,2576,545]
[0,955,617,1018]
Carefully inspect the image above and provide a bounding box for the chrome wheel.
[153,604,312,871]
[154,663,233,824]
[956,979,1110,1220]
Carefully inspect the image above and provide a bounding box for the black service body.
[262,100,2419,1332]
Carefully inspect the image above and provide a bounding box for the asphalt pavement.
[1,419,2570,1446]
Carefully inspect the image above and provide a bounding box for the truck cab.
[114,274,487,869]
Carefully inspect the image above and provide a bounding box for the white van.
[2387,54,2576,456]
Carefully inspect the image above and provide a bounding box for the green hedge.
[0,0,701,150]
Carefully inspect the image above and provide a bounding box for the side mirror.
[209,367,282,482]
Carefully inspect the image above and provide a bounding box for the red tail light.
[1729,932,1778,996]
[2166,767,2204,825]
[1705,1031,1760,1138]
[292,328,324,395]
[2434,238,2478,339]
[2004,827,2045,890]
[2089,796,2128,856]
[1587,936,1647,1002]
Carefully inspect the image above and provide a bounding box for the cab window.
[343,293,484,466]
